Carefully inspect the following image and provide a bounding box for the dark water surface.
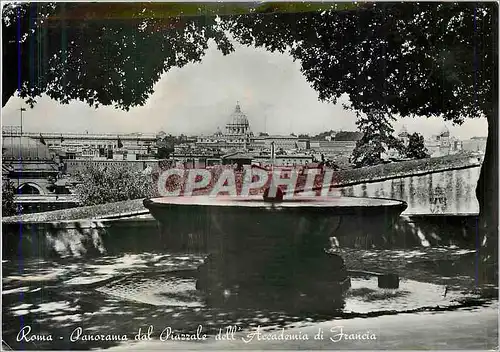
[2,215,498,350]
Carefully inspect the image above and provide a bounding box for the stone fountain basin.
[143,196,407,303]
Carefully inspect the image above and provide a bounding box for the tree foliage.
[4,3,495,121]
[405,132,429,160]
[4,3,495,122]
[74,164,156,206]
[225,3,495,122]
[333,131,363,141]
[156,135,177,159]
[351,109,404,168]
[157,146,174,160]
[2,2,234,109]
[2,180,18,217]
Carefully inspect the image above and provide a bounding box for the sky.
[2,40,488,140]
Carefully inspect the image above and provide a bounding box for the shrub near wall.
[75,163,157,206]
[2,180,18,216]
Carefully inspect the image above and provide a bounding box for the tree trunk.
[475,3,498,284]
[476,101,498,285]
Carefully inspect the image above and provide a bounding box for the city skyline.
[2,40,488,140]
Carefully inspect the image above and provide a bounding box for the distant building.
[309,140,357,160]
[221,152,314,167]
[195,103,312,153]
[2,135,78,213]
[253,154,314,167]
[425,126,463,157]
[297,138,310,150]
[2,136,60,194]
[250,135,299,151]
[462,136,487,154]
[196,103,254,151]
[398,126,410,147]
[2,127,158,161]
[221,152,255,169]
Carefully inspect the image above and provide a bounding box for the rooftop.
[2,128,157,140]
[255,135,299,139]
[2,136,55,161]
[222,152,255,160]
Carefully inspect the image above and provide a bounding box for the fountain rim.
[143,195,408,211]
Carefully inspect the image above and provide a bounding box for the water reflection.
[339,167,480,215]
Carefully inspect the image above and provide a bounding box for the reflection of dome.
[2,136,53,160]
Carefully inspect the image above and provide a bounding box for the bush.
[405,132,430,159]
[351,109,404,168]
[74,163,157,206]
[2,180,18,217]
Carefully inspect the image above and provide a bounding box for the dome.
[440,126,450,137]
[398,125,409,137]
[229,103,249,126]
[2,136,53,161]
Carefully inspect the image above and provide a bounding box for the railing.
[14,194,80,203]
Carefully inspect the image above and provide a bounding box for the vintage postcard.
[1,2,498,351]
